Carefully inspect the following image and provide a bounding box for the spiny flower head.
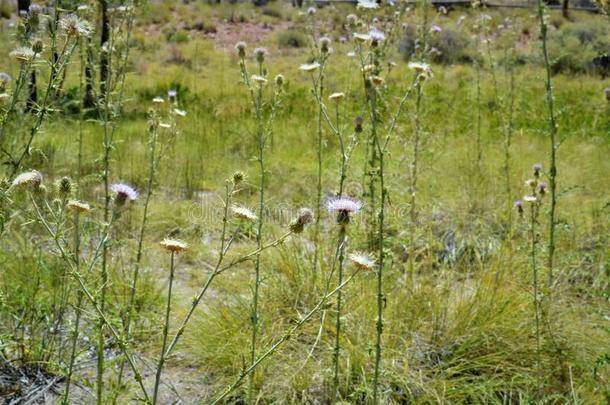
[231,205,258,223]
[168,89,177,102]
[327,196,362,225]
[251,74,267,85]
[275,74,284,87]
[307,6,316,15]
[532,163,542,177]
[67,199,91,213]
[408,62,433,80]
[159,238,188,253]
[11,170,42,189]
[349,252,376,270]
[605,87,610,101]
[111,183,138,205]
[319,36,331,53]
[56,176,72,196]
[289,207,314,234]
[525,178,537,189]
[538,182,547,195]
[28,4,42,15]
[253,47,267,63]
[58,14,93,37]
[232,171,245,184]
[369,28,386,45]
[515,200,524,214]
[431,25,443,33]
[0,72,11,84]
[10,47,36,63]
[235,41,247,58]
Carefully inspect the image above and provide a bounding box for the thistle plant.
[152,239,188,404]
[235,43,284,401]
[535,0,559,287]
[518,163,547,395]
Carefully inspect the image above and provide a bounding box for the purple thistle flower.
[28,4,42,15]
[369,28,386,42]
[431,25,442,33]
[111,183,138,205]
[538,182,547,195]
[515,200,524,213]
[533,163,542,177]
[605,87,610,102]
[327,196,362,225]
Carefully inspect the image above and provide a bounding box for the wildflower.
[32,40,44,54]
[525,179,537,189]
[524,195,538,203]
[232,171,245,184]
[168,89,177,102]
[231,205,258,223]
[319,36,331,53]
[361,64,375,73]
[235,41,247,58]
[251,75,267,85]
[438,5,448,14]
[431,25,443,33]
[329,92,345,102]
[538,182,547,195]
[0,72,11,84]
[159,238,188,253]
[369,28,386,43]
[353,33,371,43]
[289,207,314,234]
[58,14,93,37]
[327,196,362,225]
[67,199,91,213]
[307,6,316,15]
[11,170,42,189]
[299,62,320,73]
[346,14,358,26]
[111,183,138,205]
[159,123,171,128]
[28,4,42,15]
[56,176,72,196]
[605,87,610,102]
[357,0,379,9]
[515,200,524,214]
[369,76,384,86]
[253,47,267,63]
[10,47,36,63]
[408,62,433,80]
[173,108,187,117]
[349,252,376,270]
[275,74,284,87]
[339,36,347,44]
[152,96,164,104]
[532,163,542,177]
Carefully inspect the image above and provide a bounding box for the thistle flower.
[327,196,362,225]
[408,62,433,80]
[56,176,72,197]
[349,252,376,270]
[32,40,44,54]
[231,205,258,223]
[346,14,358,26]
[533,163,542,177]
[251,75,267,85]
[319,36,331,53]
[173,108,187,117]
[369,76,384,86]
[235,41,247,58]
[524,195,538,203]
[28,4,42,15]
[538,182,547,195]
[339,36,347,44]
[355,115,364,133]
[431,25,443,33]
[525,179,537,189]
[168,89,177,102]
[299,62,320,73]
[307,6,316,15]
[67,199,92,213]
[515,200,524,214]
[0,72,11,84]
[329,92,345,102]
[353,33,371,43]
[605,87,610,102]
[152,96,164,104]
[111,183,138,205]
[289,207,314,234]
[11,170,42,189]
[159,238,188,253]
[253,47,267,63]
[58,14,93,37]
[369,28,386,44]
[10,47,36,63]
[232,171,245,184]
[357,0,379,9]
[275,74,284,87]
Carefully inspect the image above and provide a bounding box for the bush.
[277,29,308,49]
[399,25,474,65]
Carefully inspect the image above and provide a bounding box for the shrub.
[399,26,474,65]
[277,29,308,48]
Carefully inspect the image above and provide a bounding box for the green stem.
[332,225,347,398]
[152,252,176,404]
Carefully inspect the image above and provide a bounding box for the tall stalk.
[535,0,559,286]
[529,200,542,395]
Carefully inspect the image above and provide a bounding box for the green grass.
[0,1,608,403]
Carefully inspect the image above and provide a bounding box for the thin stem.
[332,225,347,398]
[152,252,176,404]
[530,204,542,396]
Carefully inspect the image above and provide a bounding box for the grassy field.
[0,0,609,403]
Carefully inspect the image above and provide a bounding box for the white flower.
[152,96,164,103]
[353,33,371,42]
[349,252,376,270]
[408,62,433,79]
[111,183,138,202]
[11,170,42,188]
[173,108,187,117]
[326,196,362,214]
[10,47,36,62]
[67,200,92,213]
[329,92,345,101]
[159,238,188,253]
[299,62,321,73]
[357,0,379,9]
[231,205,258,222]
[251,75,268,85]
